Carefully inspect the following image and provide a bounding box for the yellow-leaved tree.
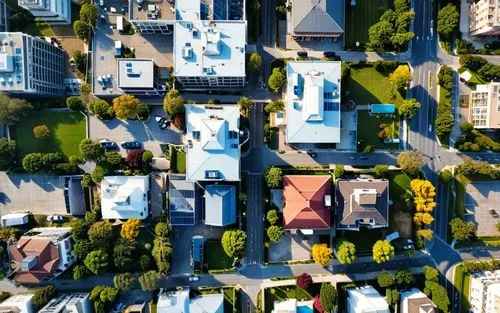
[311,243,333,266]
[120,219,141,240]
[410,179,437,226]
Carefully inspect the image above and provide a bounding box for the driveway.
[0,173,68,216]
[89,106,183,156]
[465,181,500,236]
[268,233,318,263]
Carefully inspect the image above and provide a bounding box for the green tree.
[90,100,115,119]
[336,240,357,265]
[267,225,284,243]
[377,271,394,288]
[138,270,160,292]
[22,153,45,173]
[163,90,185,116]
[112,95,141,120]
[248,52,262,72]
[91,165,109,184]
[334,164,344,178]
[67,96,83,111]
[84,250,109,274]
[438,66,454,89]
[73,240,92,259]
[319,283,337,312]
[399,98,421,119]
[73,264,89,280]
[386,288,400,305]
[90,286,118,313]
[152,237,172,274]
[425,281,450,313]
[221,229,247,258]
[33,285,58,310]
[373,165,389,177]
[88,220,114,249]
[440,169,453,184]
[137,103,150,121]
[397,151,425,176]
[264,167,283,188]
[449,217,475,242]
[113,238,136,272]
[435,108,454,138]
[389,65,411,89]
[368,20,393,51]
[395,269,415,287]
[437,3,459,37]
[138,255,152,271]
[268,68,286,92]
[0,93,33,124]
[238,96,253,117]
[264,99,285,113]
[372,240,395,263]
[266,210,279,225]
[71,219,90,241]
[423,266,439,283]
[80,3,99,26]
[0,138,16,170]
[105,152,122,166]
[154,222,172,238]
[73,20,90,41]
[79,138,104,160]
[113,272,135,291]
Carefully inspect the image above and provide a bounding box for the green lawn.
[458,67,486,85]
[345,0,391,49]
[264,285,319,313]
[11,111,86,160]
[455,174,470,218]
[204,240,233,270]
[357,111,400,150]
[170,148,186,174]
[342,228,383,253]
[386,171,413,236]
[455,236,500,249]
[387,171,412,200]
[137,228,154,254]
[454,264,471,313]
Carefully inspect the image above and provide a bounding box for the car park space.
[465,181,500,236]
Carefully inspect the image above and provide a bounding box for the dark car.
[120,140,142,150]
[297,51,308,58]
[307,151,317,158]
[100,139,117,150]
[323,51,341,61]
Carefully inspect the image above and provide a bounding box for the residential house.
[100,176,149,220]
[38,293,92,313]
[271,299,314,313]
[157,287,224,313]
[117,59,165,96]
[285,61,341,143]
[8,227,75,283]
[290,0,344,41]
[204,185,236,226]
[336,179,389,231]
[468,82,500,129]
[469,0,500,36]
[185,104,240,182]
[18,0,71,24]
[282,175,332,232]
[346,286,390,313]
[470,270,500,313]
[0,294,34,313]
[400,288,436,313]
[169,174,200,226]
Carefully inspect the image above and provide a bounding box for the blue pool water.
[370,104,395,114]
[297,306,313,313]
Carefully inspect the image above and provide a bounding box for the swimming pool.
[297,305,313,313]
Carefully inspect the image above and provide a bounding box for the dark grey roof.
[293,0,343,35]
[169,174,200,226]
[66,176,86,216]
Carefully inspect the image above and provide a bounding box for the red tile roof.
[282,175,332,229]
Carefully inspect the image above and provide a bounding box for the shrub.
[267,225,284,243]
[296,273,313,289]
[266,210,279,225]
[33,125,50,139]
[67,96,83,111]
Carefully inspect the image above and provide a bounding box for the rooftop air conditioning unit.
[324,195,331,207]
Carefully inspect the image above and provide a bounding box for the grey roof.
[169,174,199,226]
[204,185,236,227]
[336,179,389,230]
[66,176,85,216]
[292,0,343,36]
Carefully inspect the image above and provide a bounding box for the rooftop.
[38,293,90,313]
[169,174,199,225]
[176,0,202,20]
[286,61,341,143]
[117,58,156,89]
[174,20,246,78]
[157,287,224,313]
[66,176,86,216]
[0,294,34,313]
[292,0,343,37]
[0,32,28,93]
[100,176,149,220]
[347,286,390,313]
[204,184,236,226]
[185,104,240,182]
[131,0,175,22]
[400,289,436,313]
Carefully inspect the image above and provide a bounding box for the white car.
[188,276,199,282]
[47,215,64,222]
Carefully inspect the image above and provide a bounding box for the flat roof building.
[469,82,500,129]
[271,299,314,313]
[185,104,240,182]
[0,294,34,313]
[290,0,344,41]
[101,176,149,220]
[64,176,86,216]
[347,286,390,313]
[469,0,500,36]
[174,20,246,88]
[0,32,66,97]
[286,61,341,143]
[204,185,236,226]
[470,270,500,313]
[117,58,165,96]
[18,0,71,24]
[39,293,92,313]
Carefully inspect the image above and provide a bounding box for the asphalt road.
[244,174,264,265]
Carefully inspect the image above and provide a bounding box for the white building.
[271,299,314,313]
[469,0,500,36]
[18,0,71,24]
[469,82,500,129]
[100,176,149,220]
[346,286,390,313]
[470,270,500,313]
[39,293,92,313]
[185,104,240,182]
[400,288,436,313]
[0,32,66,96]
[157,288,224,313]
[1,212,29,226]
[117,58,165,96]
[174,20,246,88]
[0,294,34,313]
[285,61,342,143]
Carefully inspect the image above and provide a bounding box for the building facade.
[18,0,71,24]
[469,0,500,36]
[0,32,66,96]
[469,82,500,129]
[470,270,500,313]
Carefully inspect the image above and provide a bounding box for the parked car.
[323,51,341,60]
[360,156,368,160]
[47,215,64,223]
[297,51,308,58]
[100,139,117,150]
[120,140,141,150]
[307,151,317,158]
[188,275,199,282]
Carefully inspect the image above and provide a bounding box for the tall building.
[38,293,92,313]
[0,32,66,96]
[18,0,71,24]
[468,82,500,129]
[469,0,500,36]
[470,270,500,313]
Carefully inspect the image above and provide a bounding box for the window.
[324,102,339,111]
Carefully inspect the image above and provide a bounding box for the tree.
[264,167,283,188]
[22,153,45,173]
[425,281,450,313]
[154,222,172,238]
[33,285,58,310]
[79,138,104,160]
[91,165,108,184]
[267,225,284,243]
[80,3,99,26]
[90,286,118,313]
[395,269,415,287]
[312,243,332,266]
[410,179,436,213]
[163,90,185,116]
[88,220,114,249]
[264,99,285,113]
[450,217,475,242]
[266,210,279,225]
[438,66,454,89]
[113,95,141,120]
[152,237,172,274]
[397,151,425,176]
[114,273,135,291]
[268,68,286,92]
[137,103,150,122]
[71,219,90,240]
[0,138,16,170]
[33,125,50,139]
[138,254,152,271]
[67,96,83,111]
[389,65,411,89]
[0,93,32,124]
[248,52,262,72]
[440,169,453,184]
[460,55,488,72]
[377,271,394,288]
[238,96,253,116]
[399,98,421,119]
[138,270,160,292]
[423,266,439,283]
[90,100,115,119]
[126,149,145,169]
[386,288,400,306]
[373,165,389,177]
[319,283,337,312]
[368,20,393,51]
[372,240,395,263]
[334,164,344,178]
[336,240,357,265]
[120,219,141,240]
[105,152,122,166]
[437,3,459,37]
[296,273,313,289]
[73,240,92,259]
[84,250,109,274]
[221,229,247,258]
[363,145,375,153]
[435,109,454,138]
[73,264,89,280]
[80,83,91,95]
[417,229,434,243]
[113,238,136,272]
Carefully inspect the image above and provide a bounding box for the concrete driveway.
[465,181,500,236]
[268,233,318,263]
[0,173,68,216]
[89,106,183,156]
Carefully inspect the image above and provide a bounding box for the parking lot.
[267,233,318,263]
[465,181,500,236]
[131,0,175,21]
[0,173,69,216]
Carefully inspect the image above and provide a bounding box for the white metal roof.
[117,58,155,89]
[100,176,149,219]
[347,286,390,313]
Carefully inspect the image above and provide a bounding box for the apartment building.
[18,0,71,24]
[469,0,500,36]
[469,82,500,129]
[0,32,66,97]
[470,270,500,313]
[39,293,92,313]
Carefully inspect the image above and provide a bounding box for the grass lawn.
[342,228,383,253]
[23,21,56,37]
[458,67,486,85]
[455,236,500,249]
[136,228,154,254]
[386,171,413,237]
[454,264,470,313]
[204,240,233,270]
[357,111,399,150]
[170,148,186,174]
[344,0,391,49]
[11,111,86,160]
[454,174,470,218]
[264,284,319,313]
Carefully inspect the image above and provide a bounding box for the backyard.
[264,284,320,313]
[386,171,413,238]
[169,148,186,174]
[10,111,86,160]
[204,240,233,271]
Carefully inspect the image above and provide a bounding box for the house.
[469,0,500,36]
[0,32,66,97]
[0,294,34,313]
[346,286,390,313]
[286,61,341,143]
[204,185,236,227]
[192,235,205,270]
[282,175,332,231]
[8,227,75,283]
[169,174,200,226]
[38,293,92,313]
[117,59,165,96]
[400,288,436,313]
[469,270,500,313]
[18,0,71,24]
[100,176,149,220]
[157,287,224,313]
[290,0,344,41]
[468,82,500,129]
[336,179,389,231]
[271,299,314,313]
[185,104,240,182]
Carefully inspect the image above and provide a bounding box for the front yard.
[264,284,320,313]
[204,240,234,271]
[341,228,384,253]
[169,148,186,174]
[386,171,413,238]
